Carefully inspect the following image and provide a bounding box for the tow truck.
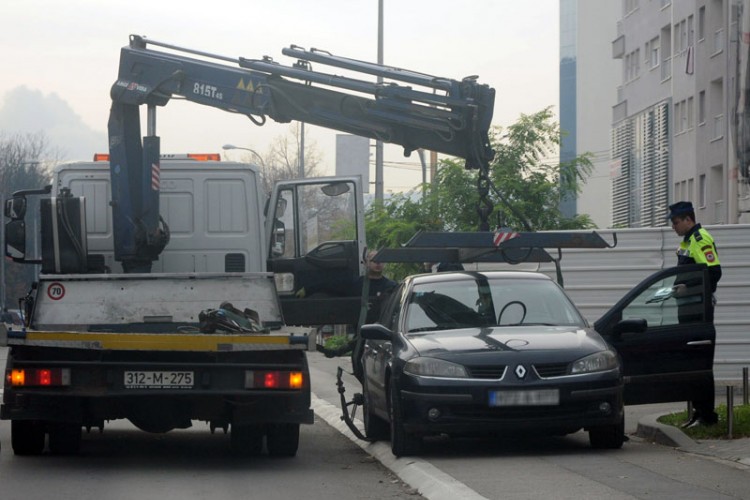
[1,35,495,456]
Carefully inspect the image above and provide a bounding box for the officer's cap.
[667,201,694,220]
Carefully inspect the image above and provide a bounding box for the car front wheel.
[389,386,421,457]
[588,415,625,449]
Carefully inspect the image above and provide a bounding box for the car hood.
[406,325,609,359]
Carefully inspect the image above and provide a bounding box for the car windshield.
[405,276,586,333]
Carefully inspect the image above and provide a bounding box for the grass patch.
[658,404,750,439]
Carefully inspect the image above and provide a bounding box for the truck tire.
[12,420,46,456]
[230,424,264,457]
[49,423,82,455]
[266,423,299,457]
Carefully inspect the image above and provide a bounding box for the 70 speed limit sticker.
[47,282,66,300]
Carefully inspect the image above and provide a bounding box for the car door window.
[379,284,403,330]
[621,269,705,327]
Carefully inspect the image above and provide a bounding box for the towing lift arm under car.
[108,35,496,272]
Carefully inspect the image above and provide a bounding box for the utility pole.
[375,0,384,201]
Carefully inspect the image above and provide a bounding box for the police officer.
[668,200,721,426]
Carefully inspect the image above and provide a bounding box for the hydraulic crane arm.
[108,35,495,272]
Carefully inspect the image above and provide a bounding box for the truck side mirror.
[321,182,350,197]
[4,196,26,220]
[5,219,27,260]
[271,219,286,257]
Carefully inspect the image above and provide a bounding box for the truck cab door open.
[266,176,365,326]
[595,264,715,406]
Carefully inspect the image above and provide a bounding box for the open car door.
[265,176,366,326]
[594,264,715,406]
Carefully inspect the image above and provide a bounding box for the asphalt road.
[0,345,422,500]
[2,344,750,500]
[309,351,750,500]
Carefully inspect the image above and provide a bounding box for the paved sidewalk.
[634,410,750,468]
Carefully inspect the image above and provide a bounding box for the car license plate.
[124,371,194,389]
[488,389,559,407]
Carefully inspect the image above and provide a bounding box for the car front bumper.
[396,371,623,436]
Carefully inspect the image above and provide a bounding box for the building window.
[625,48,641,81]
[713,28,725,54]
[674,99,692,134]
[661,25,672,81]
[699,174,707,208]
[625,0,639,16]
[698,6,705,40]
[698,90,706,124]
[688,15,694,47]
[649,36,660,68]
[681,20,688,52]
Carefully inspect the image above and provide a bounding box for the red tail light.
[7,368,71,387]
[244,370,304,389]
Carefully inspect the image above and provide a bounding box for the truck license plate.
[488,389,559,407]
[124,371,194,389]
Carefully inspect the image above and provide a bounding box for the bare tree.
[1,131,57,309]
[255,125,324,195]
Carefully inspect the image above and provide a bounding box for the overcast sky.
[0,0,560,192]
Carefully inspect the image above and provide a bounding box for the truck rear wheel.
[230,424,264,457]
[12,420,46,456]
[266,423,299,457]
[49,423,82,455]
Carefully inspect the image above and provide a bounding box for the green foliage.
[323,334,352,354]
[485,107,595,231]
[658,404,750,439]
[363,108,598,276]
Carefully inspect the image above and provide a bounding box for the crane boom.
[108,35,495,272]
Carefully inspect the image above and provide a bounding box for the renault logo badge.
[515,365,527,379]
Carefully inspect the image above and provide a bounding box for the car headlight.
[404,357,469,378]
[570,350,618,374]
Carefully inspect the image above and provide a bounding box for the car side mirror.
[360,323,393,341]
[612,318,647,336]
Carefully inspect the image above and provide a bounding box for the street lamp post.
[222,144,265,166]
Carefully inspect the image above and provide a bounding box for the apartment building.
[611,0,750,227]
[562,0,750,227]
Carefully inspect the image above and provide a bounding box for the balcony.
[612,35,625,59]
[613,100,628,123]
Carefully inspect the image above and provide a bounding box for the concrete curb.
[635,412,698,449]
[311,393,490,500]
